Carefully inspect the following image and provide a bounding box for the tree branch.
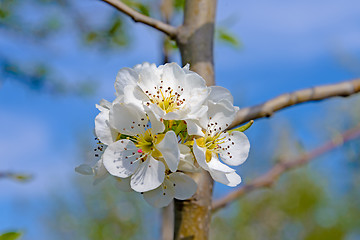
[229,78,360,128]
[212,123,360,212]
[100,0,177,38]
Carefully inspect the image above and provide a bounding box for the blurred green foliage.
[0,232,22,240]
[216,28,241,48]
[48,177,150,240]
[211,168,360,240]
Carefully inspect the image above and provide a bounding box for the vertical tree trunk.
[174,1,217,239]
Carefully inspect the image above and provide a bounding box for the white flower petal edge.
[75,164,93,175]
[208,86,234,104]
[93,157,110,185]
[143,172,197,208]
[185,119,204,137]
[143,177,175,208]
[210,170,242,187]
[110,102,150,136]
[219,131,250,166]
[199,101,236,132]
[130,156,165,192]
[178,144,199,172]
[169,172,197,200]
[156,131,180,172]
[115,67,138,96]
[75,157,109,185]
[95,109,118,146]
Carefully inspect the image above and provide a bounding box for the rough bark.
[173,1,217,239]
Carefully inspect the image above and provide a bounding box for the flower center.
[145,84,185,113]
[134,129,164,158]
[196,133,226,162]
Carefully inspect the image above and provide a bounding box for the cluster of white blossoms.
[76,62,250,208]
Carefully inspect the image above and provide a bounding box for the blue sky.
[1,0,360,239]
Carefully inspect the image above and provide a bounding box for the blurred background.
[1,0,360,239]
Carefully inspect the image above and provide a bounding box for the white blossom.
[143,172,197,208]
[115,62,209,131]
[192,87,250,187]
[103,103,181,192]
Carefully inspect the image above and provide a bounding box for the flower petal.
[207,154,236,173]
[115,67,138,96]
[186,88,209,117]
[184,71,207,90]
[219,131,250,166]
[123,84,149,110]
[156,131,180,172]
[137,66,162,97]
[148,103,166,120]
[102,140,141,178]
[192,141,210,171]
[93,157,109,180]
[210,170,242,187]
[200,101,236,133]
[143,179,175,208]
[161,63,186,91]
[130,156,165,192]
[208,86,234,104]
[110,103,147,136]
[75,164,93,175]
[144,104,165,134]
[169,172,197,200]
[185,119,204,136]
[95,110,117,145]
[178,144,199,172]
[95,99,111,111]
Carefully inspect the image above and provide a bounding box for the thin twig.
[212,123,360,212]
[100,0,177,38]
[230,78,360,128]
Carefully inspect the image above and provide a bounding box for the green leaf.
[227,120,254,134]
[173,0,185,11]
[0,232,22,240]
[217,28,241,48]
[137,4,150,17]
